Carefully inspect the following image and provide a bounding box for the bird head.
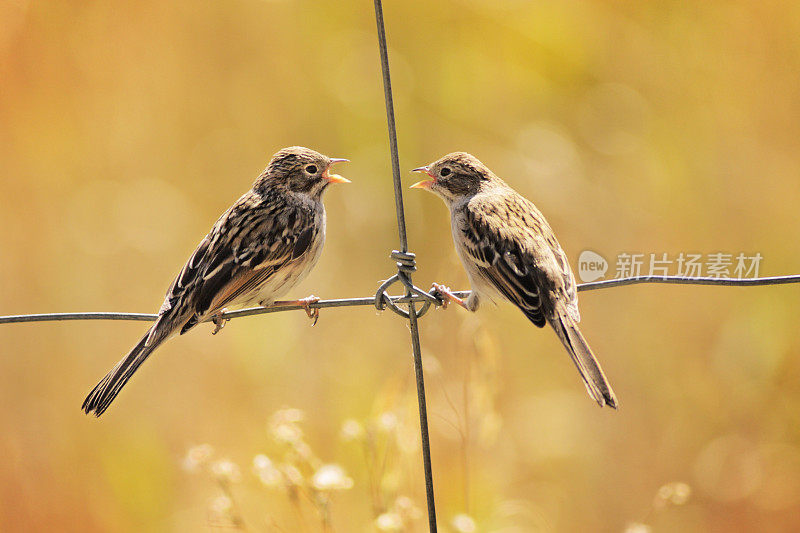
[410,152,496,204]
[259,146,349,198]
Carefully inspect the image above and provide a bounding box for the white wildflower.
[656,482,692,506]
[269,408,305,444]
[422,355,442,375]
[270,407,305,425]
[182,444,213,472]
[396,422,421,455]
[340,419,365,441]
[271,421,304,444]
[378,412,398,432]
[210,494,233,515]
[211,459,241,483]
[375,512,403,531]
[253,454,282,487]
[670,482,692,505]
[451,513,477,533]
[253,454,272,471]
[311,464,354,491]
[392,496,421,520]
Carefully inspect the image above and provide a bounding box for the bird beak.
[323,158,351,184]
[410,166,434,189]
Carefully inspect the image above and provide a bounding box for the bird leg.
[273,295,321,326]
[211,309,229,335]
[430,283,470,310]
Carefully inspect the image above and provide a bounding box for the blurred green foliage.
[1,0,800,531]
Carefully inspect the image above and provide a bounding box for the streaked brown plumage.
[411,152,618,408]
[82,146,349,416]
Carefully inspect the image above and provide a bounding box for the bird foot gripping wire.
[296,295,321,326]
[272,295,321,326]
[211,309,229,335]
[429,283,468,310]
[374,251,442,319]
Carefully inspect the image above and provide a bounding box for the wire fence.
[372,1,439,529]
[3,275,799,325]
[2,2,800,531]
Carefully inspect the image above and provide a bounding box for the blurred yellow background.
[2,0,800,531]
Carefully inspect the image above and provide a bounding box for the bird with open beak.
[83,146,350,416]
[411,152,618,409]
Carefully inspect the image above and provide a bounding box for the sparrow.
[411,152,617,408]
[82,146,350,416]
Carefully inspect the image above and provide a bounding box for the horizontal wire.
[576,274,800,291]
[1,274,798,325]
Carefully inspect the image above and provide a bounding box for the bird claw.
[431,283,452,309]
[211,310,229,335]
[430,283,468,310]
[298,295,320,326]
[273,295,321,325]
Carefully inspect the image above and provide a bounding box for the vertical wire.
[373,1,438,531]
[373,0,409,253]
[405,299,437,532]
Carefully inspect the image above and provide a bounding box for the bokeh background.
[2,0,800,531]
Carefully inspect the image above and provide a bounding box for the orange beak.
[410,166,435,189]
[323,158,351,184]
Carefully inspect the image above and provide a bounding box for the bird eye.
[440,167,451,177]
[305,164,318,174]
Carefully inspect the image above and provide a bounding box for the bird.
[82,146,350,417]
[410,152,618,408]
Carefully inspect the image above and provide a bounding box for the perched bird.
[82,146,350,416]
[411,152,617,408]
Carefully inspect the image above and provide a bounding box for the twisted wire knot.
[374,250,441,319]
[392,250,417,273]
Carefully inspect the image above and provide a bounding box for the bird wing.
[151,192,317,338]
[458,192,579,327]
[459,191,616,408]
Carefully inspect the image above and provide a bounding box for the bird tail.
[82,327,163,417]
[552,313,618,409]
